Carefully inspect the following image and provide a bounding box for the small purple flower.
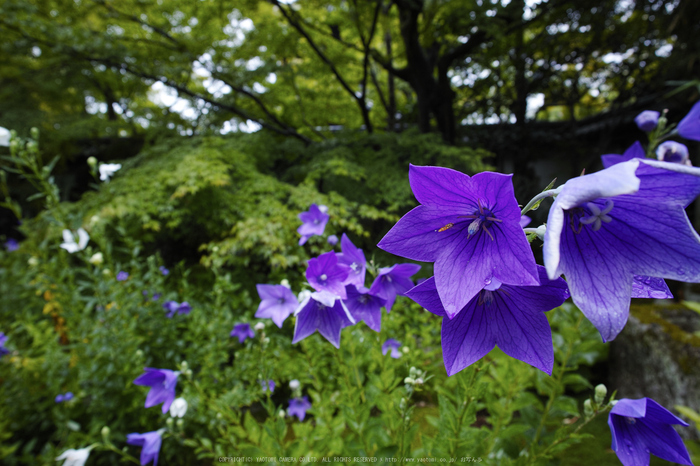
[343,285,386,332]
[288,396,312,421]
[230,323,255,343]
[126,431,162,466]
[0,332,9,358]
[678,100,700,141]
[634,110,660,132]
[133,368,179,414]
[55,394,64,403]
[142,290,149,297]
[378,165,539,317]
[368,263,421,312]
[601,141,646,169]
[337,234,366,288]
[608,398,693,466]
[406,266,569,376]
[381,339,402,358]
[292,293,355,348]
[306,251,349,299]
[162,301,179,318]
[152,293,161,301]
[260,379,275,393]
[327,235,338,246]
[544,159,700,341]
[297,204,329,246]
[116,271,129,281]
[177,302,191,315]
[255,284,298,328]
[4,238,19,251]
[159,266,169,276]
[63,392,74,401]
[656,141,691,166]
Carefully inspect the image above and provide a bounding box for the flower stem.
[521,188,561,216]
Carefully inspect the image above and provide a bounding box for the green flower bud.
[180,361,188,372]
[404,377,414,385]
[101,426,111,440]
[278,409,286,418]
[135,349,144,358]
[166,418,174,427]
[594,384,607,405]
[87,156,98,168]
[30,127,39,140]
[583,399,594,417]
[176,419,184,428]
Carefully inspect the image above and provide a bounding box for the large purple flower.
[288,396,312,421]
[337,234,366,287]
[678,100,700,141]
[255,284,298,328]
[406,266,569,376]
[544,159,700,341]
[601,141,645,169]
[368,263,421,312]
[126,431,162,466]
[343,285,386,332]
[306,251,349,299]
[292,293,355,348]
[378,165,539,317]
[133,368,179,414]
[230,323,255,343]
[298,204,329,246]
[0,332,9,358]
[608,398,693,466]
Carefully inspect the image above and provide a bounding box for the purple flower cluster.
[162,301,192,318]
[255,232,418,348]
[55,392,74,403]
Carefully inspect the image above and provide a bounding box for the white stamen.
[319,274,327,281]
[468,218,482,235]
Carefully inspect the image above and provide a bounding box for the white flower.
[254,322,265,331]
[0,127,10,147]
[89,252,103,265]
[98,163,121,181]
[56,447,92,466]
[169,397,188,418]
[289,379,300,390]
[60,228,89,253]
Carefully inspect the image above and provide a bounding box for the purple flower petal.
[133,368,179,414]
[297,204,329,245]
[230,323,256,343]
[656,141,690,165]
[631,276,672,299]
[127,431,162,466]
[601,141,646,169]
[337,234,366,287]
[678,100,700,141]
[381,338,402,358]
[368,263,421,312]
[288,396,312,421]
[634,110,660,132]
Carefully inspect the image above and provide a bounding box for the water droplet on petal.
[650,291,668,299]
[484,278,492,286]
[677,268,685,275]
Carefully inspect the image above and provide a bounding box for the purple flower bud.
[55,394,64,403]
[4,238,19,252]
[63,392,74,401]
[327,235,338,246]
[159,266,169,276]
[116,271,129,281]
[656,141,690,165]
[634,110,660,132]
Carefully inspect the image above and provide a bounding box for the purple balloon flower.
[337,233,366,287]
[656,141,691,166]
[608,398,693,466]
[126,430,162,466]
[544,159,700,341]
[162,301,179,318]
[63,392,73,401]
[4,238,19,251]
[255,284,298,328]
[55,394,64,403]
[159,265,169,276]
[327,234,338,246]
[288,396,312,421]
[601,141,646,169]
[152,293,161,301]
[343,285,386,332]
[0,332,9,358]
[177,302,191,315]
[368,263,421,312]
[378,165,539,317]
[381,339,402,358]
[133,368,179,414]
[634,110,660,132]
[678,100,700,141]
[407,266,569,376]
[292,293,355,348]
[230,323,255,343]
[297,204,329,246]
[306,251,349,299]
[116,271,129,281]
[260,379,275,393]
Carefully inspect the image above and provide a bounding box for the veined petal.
[601,141,645,169]
[678,100,700,141]
[636,159,700,206]
[409,164,479,208]
[404,277,447,317]
[441,299,495,376]
[631,276,672,299]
